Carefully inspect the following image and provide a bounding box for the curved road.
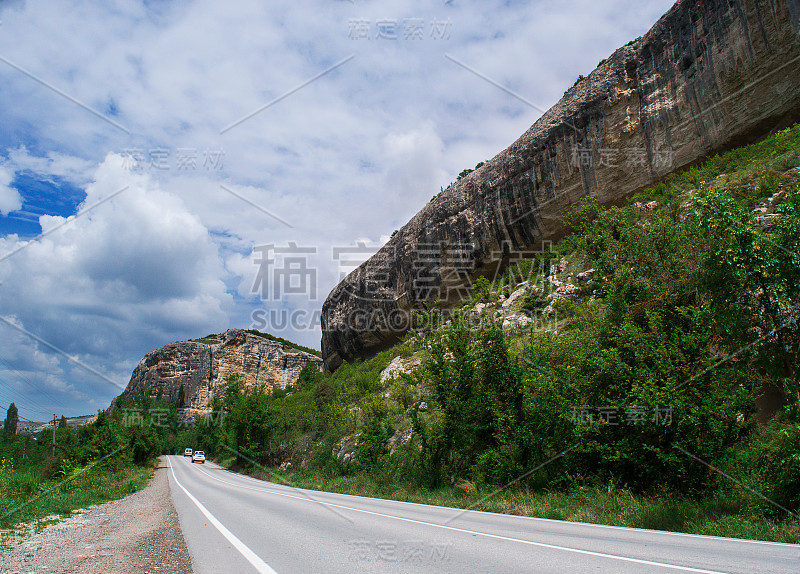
[166,455,798,573]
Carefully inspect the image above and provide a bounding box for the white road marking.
[213,462,794,548]
[192,463,729,574]
[167,457,278,574]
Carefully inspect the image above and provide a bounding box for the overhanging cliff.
[321,0,800,371]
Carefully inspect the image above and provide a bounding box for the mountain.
[115,329,322,414]
[15,415,98,437]
[320,0,800,371]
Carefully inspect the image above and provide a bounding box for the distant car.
[192,451,205,464]
[184,448,193,457]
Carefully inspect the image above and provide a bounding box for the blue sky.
[0,0,675,419]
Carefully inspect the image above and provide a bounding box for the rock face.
[119,329,322,413]
[321,0,800,371]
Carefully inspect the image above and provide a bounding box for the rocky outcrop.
[321,0,800,371]
[118,329,322,414]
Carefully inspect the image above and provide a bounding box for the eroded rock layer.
[321,0,800,371]
[119,329,322,413]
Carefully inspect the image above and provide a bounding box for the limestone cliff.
[118,329,322,413]
[321,0,800,371]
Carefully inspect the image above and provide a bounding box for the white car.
[191,451,205,464]
[184,448,193,457]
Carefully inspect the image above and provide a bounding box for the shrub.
[761,422,800,515]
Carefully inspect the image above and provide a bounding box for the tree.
[697,185,800,408]
[4,403,18,435]
[295,362,321,391]
[59,415,68,429]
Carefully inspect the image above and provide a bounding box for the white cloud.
[0,164,22,215]
[7,146,95,186]
[0,155,232,414]
[382,122,449,213]
[0,0,677,415]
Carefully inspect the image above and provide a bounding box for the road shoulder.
[0,456,193,574]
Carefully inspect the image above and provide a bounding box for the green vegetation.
[192,124,800,542]
[435,161,489,199]
[244,329,322,357]
[8,125,800,544]
[4,403,18,435]
[190,330,322,357]
[457,161,485,181]
[0,393,186,533]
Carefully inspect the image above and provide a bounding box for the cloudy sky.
[0,0,675,419]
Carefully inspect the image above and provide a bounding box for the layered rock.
[118,329,322,413]
[321,0,800,371]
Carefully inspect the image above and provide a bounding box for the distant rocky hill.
[321,0,800,371]
[116,329,322,414]
[15,415,98,437]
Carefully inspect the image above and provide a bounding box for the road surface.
[166,455,798,573]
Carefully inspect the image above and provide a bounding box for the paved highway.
[166,455,798,573]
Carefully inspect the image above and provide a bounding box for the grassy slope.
[223,124,800,543]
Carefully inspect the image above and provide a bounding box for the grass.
[243,468,800,544]
[205,125,800,548]
[0,460,154,542]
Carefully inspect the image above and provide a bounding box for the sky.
[0,0,676,419]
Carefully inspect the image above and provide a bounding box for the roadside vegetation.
[7,124,800,545]
[0,394,177,539]
[190,124,800,543]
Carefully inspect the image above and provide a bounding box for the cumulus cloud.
[0,154,232,413]
[0,0,677,415]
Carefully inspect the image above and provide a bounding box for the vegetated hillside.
[192,125,800,535]
[321,0,800,371]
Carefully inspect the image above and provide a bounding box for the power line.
[0,376,58,417]
[0,380,57,420]
[0,353,70,409]
[0,402,37,423]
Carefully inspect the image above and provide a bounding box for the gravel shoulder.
[0,456,193,574]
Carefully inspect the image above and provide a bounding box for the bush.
[761,422,800,515]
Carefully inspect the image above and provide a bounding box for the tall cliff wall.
[321,0,800,371]
[118,329,323,413]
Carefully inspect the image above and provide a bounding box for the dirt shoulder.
[0,456,192,574]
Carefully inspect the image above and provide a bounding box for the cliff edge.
[117,329,322,414]
[321,0,800,371]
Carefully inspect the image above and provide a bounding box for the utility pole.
[52,413,56,457]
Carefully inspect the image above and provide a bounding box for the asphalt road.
[166,455,798,573]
